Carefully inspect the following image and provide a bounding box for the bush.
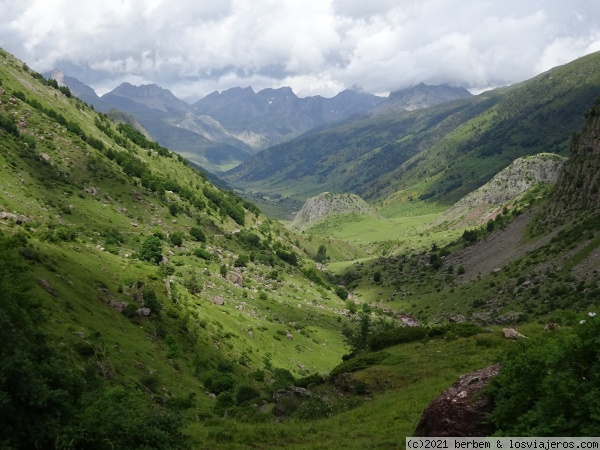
[276,248,298,266]
[335,286,349,300]
[235,385,260,405]
[488,317,600,435]
[143,289,162,315]
[270,368,295,392]
[169,231,183,247]
[140,235,163,265]
[202,370,235,394]
[234,254,250,267]
[295,397,333,421]
[373,271,382,283]
[189,226,206,242]
[330,351,391,377]
[193,247,212,261]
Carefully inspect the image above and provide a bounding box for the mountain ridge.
[225,51,600,214]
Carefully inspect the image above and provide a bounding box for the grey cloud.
[1,0,599,100]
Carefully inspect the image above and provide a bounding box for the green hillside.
[225,51,600,214]
[0,49,357,448]
[3,45,600,448]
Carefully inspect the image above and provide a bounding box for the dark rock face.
[548,101,600,218]
[414,364,501,437]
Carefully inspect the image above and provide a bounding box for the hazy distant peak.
[373,82,472,115]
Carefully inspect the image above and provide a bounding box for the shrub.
[314,244,327,263]
[488,317,600,435]
[330,351,391,377]
[143,289,162,315]
[235,385,260,405]
[140,235,162,265]
[169,231,183,247]
[270,368,295,392]
[335,286,349,300]
[189,226,206,242]
[193,247,212,261]
[295,397,333,421]
[238,230,261,249]
[276,249,298,266]
[234,254,249,267]
[202,370,235,394]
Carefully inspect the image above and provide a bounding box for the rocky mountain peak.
[103,82,192,114]
[373,83,472,115]
[48,68,66,86]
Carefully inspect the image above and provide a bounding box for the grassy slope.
[0,49,354,441]
[4,47,600,448]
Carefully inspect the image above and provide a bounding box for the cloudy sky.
[2,0,600,101]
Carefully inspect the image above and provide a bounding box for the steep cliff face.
[549,100,600,217]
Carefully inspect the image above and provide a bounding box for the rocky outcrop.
[273,386,312,418]
[415,364,500,437]
[0,212,31,224]
[291,192,378,230]
[548,101,600,218]
[441,153,565,227]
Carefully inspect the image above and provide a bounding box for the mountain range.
[225,51,600,217]
[49,68,475,174]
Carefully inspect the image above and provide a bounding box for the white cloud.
[1,0,600,100]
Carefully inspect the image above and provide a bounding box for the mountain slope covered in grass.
[0,48,360,448]
[4,46,600,448]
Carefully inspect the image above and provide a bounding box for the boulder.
[37,278,57,296]
[0,212,31,224]
[272,386,312,404]
[108,300,129,313]
[227,271,244,287]
[213,296,225,306]
[136,307,151,317]
[502,327,527,339]
[414,364,500,437]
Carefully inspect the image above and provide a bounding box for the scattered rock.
[333,372,361,393]
[273,386,312,403]
[286,332,294,340]
[0,212,31,224]
[108,300,129,313]
[227,271,244,287]
[37,278,57,296]
[214,296,225,306]
[397,314,419,327]
[273,386,312,418]
[40,153,51,162]
[136,307,151,317]
[502,327,527,339]
[414,364,501,437]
